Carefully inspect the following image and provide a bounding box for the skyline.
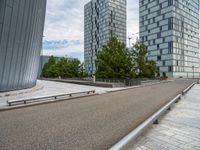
[43,0,139,62]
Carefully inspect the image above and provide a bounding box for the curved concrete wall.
[0,0,47,92]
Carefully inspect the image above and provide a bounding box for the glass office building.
[139,0,200,78]
[84,0,127,75]
[0,0,47,92]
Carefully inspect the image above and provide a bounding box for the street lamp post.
[132,32,139,42]
[128,37,132,49]
[127,32,139,51]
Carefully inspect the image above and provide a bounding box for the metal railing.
[109,82,196,150]
[7,90,95,106]
[96,78,142,86]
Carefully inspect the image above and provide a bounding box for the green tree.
[56,57,69,78]
[144,60,157,78]
[96,37,135,79]
[68,59,81,78]
[47,64,60,78]
[41,56,86,78]
[79,63,88,77]
[42,56,58,78]
[131,41,157,78]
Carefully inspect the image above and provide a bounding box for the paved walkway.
[0,80,193,150]
[0,80,124,107]
[128,84,200,150]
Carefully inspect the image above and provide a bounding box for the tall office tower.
[84,0,127,75]
[139,0,199,78]
[0,0,47,92]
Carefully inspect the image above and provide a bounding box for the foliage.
[42,56,59,78]
[42,39,157,79]
[79,63,88,77]
[96,38,157,79]
[41,56,87,78]
[95,37,135,79]
[131,41,157,78]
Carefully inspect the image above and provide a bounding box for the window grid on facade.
[139,0,199,78]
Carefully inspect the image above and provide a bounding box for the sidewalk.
[0,80,124,107]
[0,79,170,108]
[128,84,200,150]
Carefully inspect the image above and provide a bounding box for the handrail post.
[7,90,96,106]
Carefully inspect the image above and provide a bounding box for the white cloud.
[43,0,139,60]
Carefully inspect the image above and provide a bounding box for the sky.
[43,0,139,62]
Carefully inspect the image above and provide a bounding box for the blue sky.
[43,0,139,62]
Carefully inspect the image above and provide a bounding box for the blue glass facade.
[0,0,47,92]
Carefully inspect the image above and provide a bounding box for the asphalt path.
[0,80,193,150]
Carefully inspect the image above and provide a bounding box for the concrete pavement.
[0,80,124,107]
[127,84,200,150]
[0,80,193,150]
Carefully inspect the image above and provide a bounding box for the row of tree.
[42,37,158,79]
[42,57,87,78]
[96,37,157,79]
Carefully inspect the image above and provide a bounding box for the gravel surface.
[0,80,193,150]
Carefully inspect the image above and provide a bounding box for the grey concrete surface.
[0,80,124,107]
[128,84,200,150]
[0,80,193,150]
